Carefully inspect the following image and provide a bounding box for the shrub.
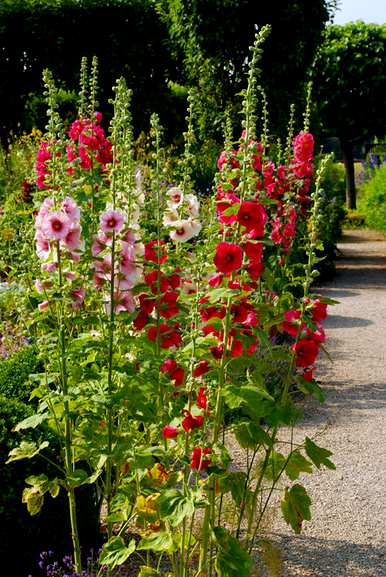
[0,345,40,400]
[358,165,386,232]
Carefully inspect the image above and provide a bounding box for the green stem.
[57,243,82,572]
[105,231,116,542]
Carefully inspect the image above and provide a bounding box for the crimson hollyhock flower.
[196,387,208,409]
[200,305,226,322]
[282,310,303,337]
[182,411,204,432]
[244,241,263,262]
[145,271,170,294]
[237,201,267,237]
[147,323,181,349]
[190,447,212,471]
[170,367,185,386]
[210,344,224,360]
[133,310,149,330]
[214,242,243,274]
[144,240,167,264]
[162,425,179,439]
[311,299,328,322]
[231,339,243,357]
[193,360,210,378]
[160,291,179,319]
[216,191,240,225]
[208,272,223,287]
[292,338,319,367]
[247,261,264,280]
[160,358,177,374]
[303,369,314,382]
[138,293,156,315]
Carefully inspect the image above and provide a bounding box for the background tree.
[157,0,335,140]
[313,22,386,209]
[0,0,335,144]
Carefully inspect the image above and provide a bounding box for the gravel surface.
[269,230,386,576]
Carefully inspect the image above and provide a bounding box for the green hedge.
[0,344,41,401]
[358,165,386,232]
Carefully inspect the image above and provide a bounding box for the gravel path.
[270,229,386,576]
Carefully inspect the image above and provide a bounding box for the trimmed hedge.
[358,165,386,232]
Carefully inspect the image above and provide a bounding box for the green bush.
[358,165,386,232]
[0,345,41,401]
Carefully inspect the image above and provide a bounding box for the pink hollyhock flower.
[293,132,314,163]
[78,145,92,170]
[237,201,267,237]
[190,447,212,470]
[63,226,82,251]
[61,197,80,222]
[162,425,179,439]
[43,212,71,241]
[100,210,126,234]
[71,288,85,310]
[35,234,50,260]
[38,300,50,311]
[214,242,243,274]
[41,262,57,273]
[292,338,319,367]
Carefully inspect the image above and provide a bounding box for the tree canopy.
[313,22,386,207]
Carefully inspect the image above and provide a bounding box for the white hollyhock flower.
[166,186,184,207]
[169,219,202,243]
[184,193,200,217]
[163,209,180,227]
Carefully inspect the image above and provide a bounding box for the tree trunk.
[340,138,356,209]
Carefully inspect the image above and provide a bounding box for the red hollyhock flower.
[138,293,156,315]
[197,386,208,409]
[303,369,314,382]
[231,339,243,357]
[160,291,179,319]
[193,360,210,377]
[133,310,149,331]
[147,323,182,349]
[208,272,223,287]
[214,242,243,274]
[160,358,177,374]
[311,299,328,322]
[292,338,319,367]
[182,411,204,432]
[162,425,179,439]
[247,261,264,280]
[200,306,226,322]
[237,201,267,236]
[210,344,224,360]
[144,240,167,264]
[282,310,303,337]
[190,447,212,470]
[170,367,185,387]
[145,271,170,294]
[244,241,263,262]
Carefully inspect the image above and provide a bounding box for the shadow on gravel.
[324,314,373,329]
[298,382,386,428]
[272,533,386,577]
[318,288,361,299]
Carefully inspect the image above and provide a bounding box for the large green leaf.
[14,412,49,431]
[99,536,136,568]
[234,421,272,449]
[6,440,49,463]
[157,488,194,526]
[281,484,311,534]
[138,530,175,552]
[212,526,252,577]
[305,437,335,470]
[223,385,273,419]
[285,451,313,480]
